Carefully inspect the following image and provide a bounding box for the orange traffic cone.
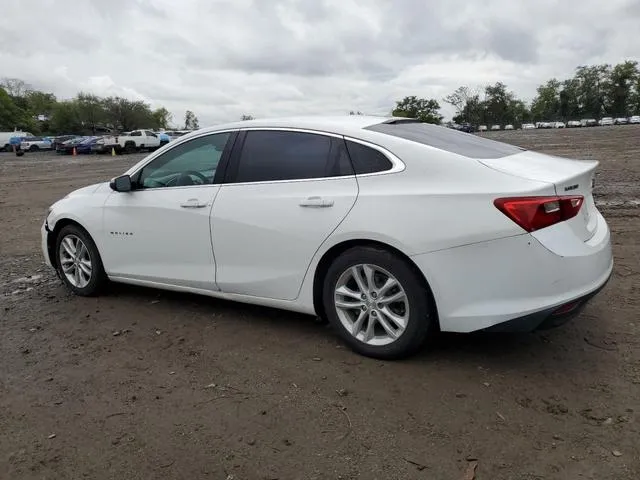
[72,147,77,156]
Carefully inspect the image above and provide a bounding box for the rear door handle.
[299,196,334,208]
[180,198,208,208]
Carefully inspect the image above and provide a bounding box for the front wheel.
[55,225,108,296]
[322,246,435,359]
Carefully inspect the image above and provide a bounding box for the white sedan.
[42,116,613,359]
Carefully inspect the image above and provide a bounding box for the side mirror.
[110,174,132,192]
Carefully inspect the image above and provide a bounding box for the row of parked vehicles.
[478,115,640,131]
[0,129,193,154]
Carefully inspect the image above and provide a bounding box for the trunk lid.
[479,151,598,241]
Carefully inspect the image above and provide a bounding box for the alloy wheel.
[334,264,409,346]
[58,234,93,288]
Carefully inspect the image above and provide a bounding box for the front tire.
[55,225,108,296]
[322,246,435,359]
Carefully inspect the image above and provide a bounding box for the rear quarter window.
[344,140,393,174]
[366,122,524,159]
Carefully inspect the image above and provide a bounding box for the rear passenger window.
[344,140,393,174]
[235,130,353,182]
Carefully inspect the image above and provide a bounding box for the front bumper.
[41,220,53,268]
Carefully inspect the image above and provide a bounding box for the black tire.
[55,224,108,296]
[124,142,136,154]
[3,144,11,152]
[322,246,435,360]
[29,145,39,152]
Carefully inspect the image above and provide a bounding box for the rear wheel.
[3,144,11,152]
[124,142,136,154]
[322,246,435,359]
[29,145,39,152]
[55,225,108,296]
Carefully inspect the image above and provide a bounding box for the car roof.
[199,115,407,137]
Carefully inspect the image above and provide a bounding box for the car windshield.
[366,121,524,159]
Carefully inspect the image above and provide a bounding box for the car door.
[211,129,358,300]
[100,131,236,290]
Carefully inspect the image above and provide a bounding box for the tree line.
[0,78,199,135]
[3,60,639,134]
[392,60,640,127]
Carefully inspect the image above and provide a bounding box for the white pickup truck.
[117,130,161,153]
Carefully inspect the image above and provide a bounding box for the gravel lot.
[1,127,639,479]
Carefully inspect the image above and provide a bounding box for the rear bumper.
[482,272,610,332]
[411,212,613,333]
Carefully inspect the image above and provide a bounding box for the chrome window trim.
[221,127,405,187]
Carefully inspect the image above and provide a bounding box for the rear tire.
[29,145,39,152]
[322,246,435,359]
[55,224,108,296]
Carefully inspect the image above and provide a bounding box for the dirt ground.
[0,127,638,480]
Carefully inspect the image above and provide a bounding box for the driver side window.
[137,132,231,189]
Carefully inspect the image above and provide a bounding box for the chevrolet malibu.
[42,116,613,359]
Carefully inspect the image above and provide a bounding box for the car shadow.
[105,282,600,370]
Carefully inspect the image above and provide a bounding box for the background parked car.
[581,119,598,127]
[117,129,161,153]
[614,117,628,125]
[567,120,582,128]
[1,131,33,151]
[20,136,53,151]
[629,115,640,124]
[599,117,614,126]
[56,136,88,154]
[522,123,536,130]
[91,135,120,154]
[490,124,501,131]
[51,135,79,150]
[504,124,514,130]
[478,125,487,132]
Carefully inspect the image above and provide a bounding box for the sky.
[2,0,640,126]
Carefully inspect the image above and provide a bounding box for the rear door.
[211,129,358,300]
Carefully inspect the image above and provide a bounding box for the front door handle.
[299,196,334,208]
[180,198,208,208]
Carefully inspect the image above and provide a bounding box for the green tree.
[392,96,442,124]
[103,96,155,131]
[530,79,561,121]
[26,91,57,117]
[607,60,638,116]
[76,92,105,134]
[152,107,172,129]
[0,87,22,130]
[49,101,82,134]
[573,64,610,118]
[184,110,199,129]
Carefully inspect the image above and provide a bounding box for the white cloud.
[2,0,639,125]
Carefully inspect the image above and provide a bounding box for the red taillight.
[494,195,584,232]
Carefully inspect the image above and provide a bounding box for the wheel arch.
[47,218,93,270]
[312,239,440,328]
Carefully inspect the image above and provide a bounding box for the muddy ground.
[0,126,639,480]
